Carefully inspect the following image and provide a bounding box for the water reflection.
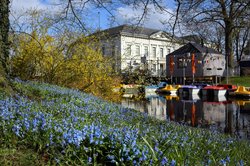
[121,93,250,140]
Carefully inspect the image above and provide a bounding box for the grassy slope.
[222,76,250,87]
[1,80,250,165]
[0,147,45,166]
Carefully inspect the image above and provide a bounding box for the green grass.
[222,76,250,87]
[0,147,45,166]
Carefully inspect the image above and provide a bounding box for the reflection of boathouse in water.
[166,98,249,138]
[121,96,250,139]
[166,98,203,127]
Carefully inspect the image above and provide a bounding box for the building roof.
[94,24,179,41]
[106,24,158,37]
[168,42,221,55]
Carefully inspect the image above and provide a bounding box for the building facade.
[97,25,182,77]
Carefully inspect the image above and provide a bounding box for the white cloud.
[114,4,175,31]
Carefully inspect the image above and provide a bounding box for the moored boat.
[177,85,200,96]
[228,86,250,98]
[201,84,237,97]
[165,95,179,100]
[156,85,181,95]
[145,85,158,98]
[201,85,227,96]
[145,85,158,93]
[217,84,237,95]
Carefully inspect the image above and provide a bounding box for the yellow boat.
[165,95,179,100]
[228,86,250,98]
[156,85,181,95]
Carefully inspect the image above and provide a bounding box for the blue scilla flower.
[161,157,168,166]
[170,160,176,166]
[158,150,163,156]
[131,140,136,147]
[239,160,244,166]
[12,124,21,137]
[88,157,92,164]
[220,159,227,165]
[134,148,140,156]
[149,159,153,165]
[141,151,147,161]
[23,117,30,131]
[154,146,159,152]
[73,129,84,147]
[107,155,115,160]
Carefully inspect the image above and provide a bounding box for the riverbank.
[222,76,250,87]
[1,79,250,165]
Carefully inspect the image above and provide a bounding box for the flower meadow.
[1,79,250,165]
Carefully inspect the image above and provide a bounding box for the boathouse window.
[177,57,187,68]
[207,68,212,70]
[217,68,222,70]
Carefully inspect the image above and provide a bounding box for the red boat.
[201,84,237,97]
[217,84,237,92]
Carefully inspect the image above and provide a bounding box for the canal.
[121,93,250,140]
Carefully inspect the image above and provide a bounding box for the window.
[126,44,131,56]
[153,64,156,72]
[135,45,140,57]
[160,48,164,58]
[160,64,164,73]
[144,46,148,57]
[177,57,187,68]
[152,47,156,57]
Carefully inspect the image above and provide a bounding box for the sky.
[10,0,177,32]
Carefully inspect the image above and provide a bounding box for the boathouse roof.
[169,42,221,55]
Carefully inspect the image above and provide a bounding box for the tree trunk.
[224,21,233,69]
[0,0,10,74]
[0,0,11,91]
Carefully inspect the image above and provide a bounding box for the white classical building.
[97,25,182,77]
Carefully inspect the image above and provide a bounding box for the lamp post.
[182,53,190,85]
[169,55,174,84]
[157,57,160,81]
[226,54,229,84]
[183,60,187,85]
[191,53,196,84]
